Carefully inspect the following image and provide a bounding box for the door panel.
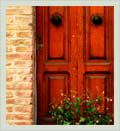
[43,7,70,63]
[85,7,113,63]
[49,7,66,60]
[45,73,70,104]
[84,73,112,112]
[86,7,105,59]
[36,6,114,124]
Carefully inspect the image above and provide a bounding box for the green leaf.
[64,111,73,120]
[76,98,80,101]
[65,105,71,109]
[57,107,64,114]
[86,100,96,107]
[86,101,91,106]
[63,121,71,125]
[49,110,51,114]
[75,107,80,114]
[79,117,86,123]
[90,107,96,112]
[74,101,78,107]
[86,107,96,113]
[87,120,94,125]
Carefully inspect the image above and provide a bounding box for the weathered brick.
[6,61,13,67]
[6,99,15,104]
[6,106,13,112]
[14,114,32,120]
[6,114,14,120]
[16,46,33,52]
[14,60,33,67]
[7,68,32,75]
[7,83,33,90]
[6,6,35,125]
[22,75,33,82]
[6,46,15,52]
[15,15,33,24]
[7,24,33,30]
[16,31,32,38]
[6,31,16,37]
[14,121,33,125]
[7,6,32,9]
[6,121,15,125]
[6,16,15,24]
[14,98,32,105]
[7,39,33,46]
[7,53,32,60]
[9,74,33,82]
[6,91,13,98]
[15,90,33,98]
[6,77,13,81]
[14,105,33,113]
[6,7,33,15]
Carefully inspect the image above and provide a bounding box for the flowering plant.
[49,95,113,125]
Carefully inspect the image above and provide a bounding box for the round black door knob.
[51,13,62,27]
[92,14,103,26]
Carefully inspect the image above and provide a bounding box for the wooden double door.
[36,6,114,124]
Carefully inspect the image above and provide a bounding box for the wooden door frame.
[34,6,119,127]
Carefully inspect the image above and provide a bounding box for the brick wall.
[6,6,35,125]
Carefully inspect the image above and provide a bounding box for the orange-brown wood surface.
[36,6,114,124]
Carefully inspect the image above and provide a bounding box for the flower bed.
[49,95,113,125]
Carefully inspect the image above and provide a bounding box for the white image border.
[0,0,120,131]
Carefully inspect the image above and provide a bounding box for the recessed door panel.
[84,73,113,113]
[43,7,70,63]
[85,6,113,64]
